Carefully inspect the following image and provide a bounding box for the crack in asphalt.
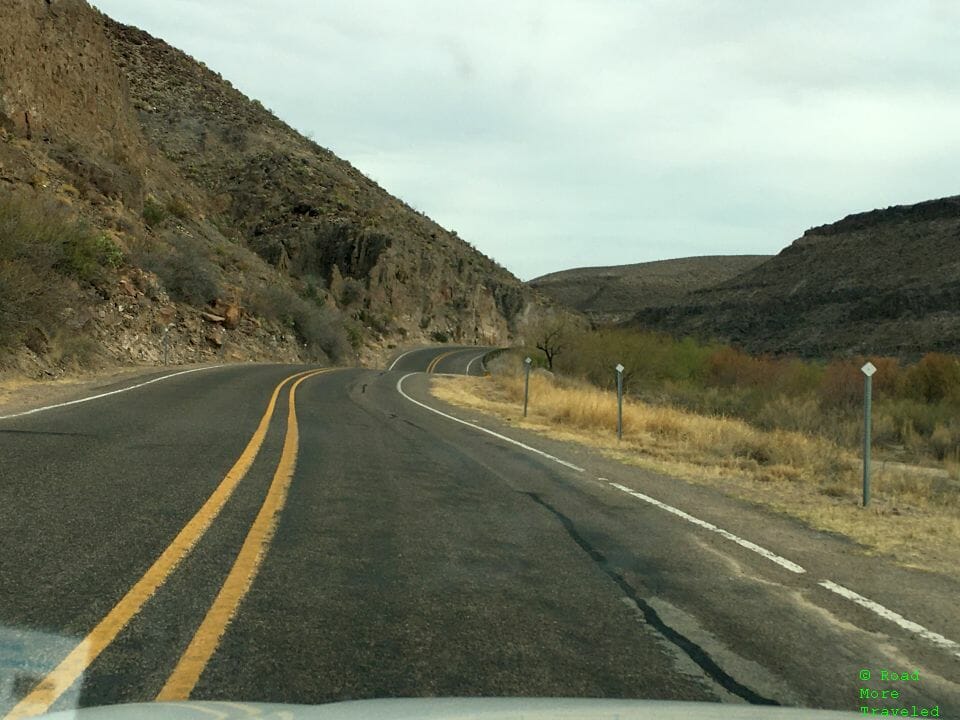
[523,491,780,707]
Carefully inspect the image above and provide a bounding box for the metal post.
[616,363,624,440]
[523,356,532,417]
[862,362,876,507]
[162,327,169,366]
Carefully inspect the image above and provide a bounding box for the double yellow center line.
[7,368,332,719]
[425,350,457,374]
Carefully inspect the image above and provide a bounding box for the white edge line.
[608,481,806,574]
[818,580,960,658]
[0,365,223,421]
[396,372,585,472]
[465,352,487,376]
[387,348,419,371]
[397,371,960,661]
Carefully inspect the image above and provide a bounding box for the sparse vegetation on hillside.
[132,234,223,306]
[100,16,536,351]
[0,0,546,376]
[528,255,771,326]
[0,191,118,359]
[629,196,960,357]
[244,275,351,362]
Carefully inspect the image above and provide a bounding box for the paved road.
[0,349,957,717]
[386,344,497,375]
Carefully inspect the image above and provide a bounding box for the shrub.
[165,196,191,221]
[57,233,124,283]
[0,260,53,349]
[245,279,350,362]
[900,353,960,403]
[869,357,902,394]
[556,328,713,391]
[535,324,960,468]
[135,239,221,305]
[930,423,959,461]
[142,197,168,228]
[818,359,864,409]
[50,330,101,369]
[339,276,364,306]
[431,329,450,343]
[345,322,363,351]
[707,347,821,396]
[303,273,327,303]
[358,308,390,334]
[0,192,109,350]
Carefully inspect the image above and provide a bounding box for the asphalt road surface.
[0,347,958,717]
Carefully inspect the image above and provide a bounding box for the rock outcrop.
[627,196,960,359]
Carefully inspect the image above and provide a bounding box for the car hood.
[40,698,862,719]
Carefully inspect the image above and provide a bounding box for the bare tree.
[523,307,577,370]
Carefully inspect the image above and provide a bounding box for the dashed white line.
[396,373,585,472]
[608,481,806,574]
[818,580,960,658]
[0,365,223,421]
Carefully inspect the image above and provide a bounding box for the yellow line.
[4,368,329,720]
[427,350,457,373]
[156,371,317,700]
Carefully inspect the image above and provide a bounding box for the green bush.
[0,192,114,350]
[555,327,714,391]
[137,240,221,306]
[345,322,363,351]
[57,233,124,283]
[303,273,327,304]
[142,197,168,228]
[246,279,351,362]
[165,197,191,221]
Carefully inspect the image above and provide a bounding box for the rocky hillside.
[628,196,960,358]
[528,255,769,326]
[0,0,545,377]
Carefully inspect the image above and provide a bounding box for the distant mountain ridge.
[528,255,771,326]
[629,196,960,358]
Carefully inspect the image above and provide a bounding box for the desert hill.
[528,255,770,326]
[0,0,551,376]
[628,196,960,358]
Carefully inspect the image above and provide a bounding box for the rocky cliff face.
[629,196,960,359]
[0,0,147,204]
[102,18,531,347]
[0,0,547,377]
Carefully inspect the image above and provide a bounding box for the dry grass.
[430,364,960,578]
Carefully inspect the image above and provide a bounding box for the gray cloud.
[93,1,960,280]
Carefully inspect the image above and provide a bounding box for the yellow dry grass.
[431,370,960,578]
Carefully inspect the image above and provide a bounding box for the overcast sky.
[93,1,960,281]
